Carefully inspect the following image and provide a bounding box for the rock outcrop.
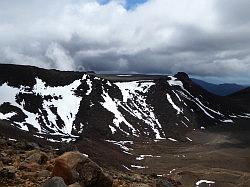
[52,151,113,187]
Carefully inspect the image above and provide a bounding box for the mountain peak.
[174,72,190,81]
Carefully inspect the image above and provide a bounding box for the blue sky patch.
[97,0,148,10]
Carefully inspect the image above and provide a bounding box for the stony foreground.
[1,129,250,187]
[0,137,177,187]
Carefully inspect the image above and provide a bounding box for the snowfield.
[0,75,85,139]
[115,81,166,139]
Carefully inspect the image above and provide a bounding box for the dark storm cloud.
[0,0,250,84]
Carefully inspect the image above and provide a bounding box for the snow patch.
[167,168,176,175]
[220,119,234,123]
[168,76,184,88]
[196,180,215,186]
[166,93,182,114]
[0,83,39,131]
[105,140,133,153]
[101,91,138,136]
[8,138,17,141]
[123,165,131,171]
[115,81,165,139]
[237,113,250,118]
[131,165,146,169]
[173,90,182,102]
[0,112,16,120]
[136,154,154,160]
[177,89,225,120]
[181,120,188,127]
[184,116,190,122]
[82,153,89,158]
[33,77,82,136]
[117,75,132,77]
[82,75,92,95]
[168,138,178,142]
[0,76,83,137]
[109,125,116,134]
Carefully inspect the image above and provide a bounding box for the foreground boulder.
[41,176,67,187]
[52,151,113,187]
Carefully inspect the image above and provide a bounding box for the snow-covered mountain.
[0,64,250,142]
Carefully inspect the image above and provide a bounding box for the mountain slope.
[228,87,250,111]
[0,64,250,143]
[192,78,246,96]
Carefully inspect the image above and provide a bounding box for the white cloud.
[1,47,50,69]
[46,42,77,71]
[0,0,250,83]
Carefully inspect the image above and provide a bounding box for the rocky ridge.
[1,64,250,144]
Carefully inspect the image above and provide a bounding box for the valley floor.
[100,130,250,187]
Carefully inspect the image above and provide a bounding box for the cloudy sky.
[0,0,250,84]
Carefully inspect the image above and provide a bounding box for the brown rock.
[52,151,88,184]
[19,161,41,172]
[21,171,37,178]
[52,157,75,184]
[52,151,113,187]
[25,150,49,165]
[36,170,51,177]
[112,179,129,187]
[46,163,54,172]
[68,182,84,187]
[13,156,21,168]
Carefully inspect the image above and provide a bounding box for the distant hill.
[230,87,250,97]
[191,78,247,96]
[228,87,250,110]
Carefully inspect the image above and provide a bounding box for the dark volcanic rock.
[76,159,113,187]
[174,72,190,81]
[26,142,40,150]
[156,179,176,187]
[0,166,16,180]
[41,176,67,187]
[0,156,13,165]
